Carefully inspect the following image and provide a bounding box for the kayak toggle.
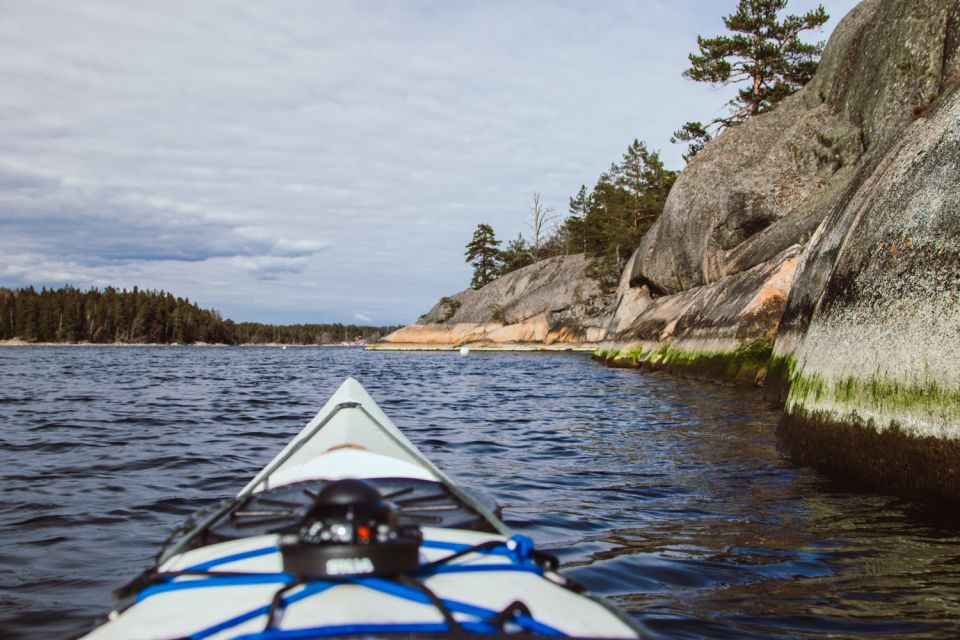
[279,478,422,578]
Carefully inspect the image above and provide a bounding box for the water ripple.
[0,346,958,640]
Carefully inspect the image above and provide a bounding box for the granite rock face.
[610,248,799,346]
[382,1,960,499]
[774,79,960,500]
[629,0,959,295]
[380,254,613,347]
[596,247,799,385]
[601,0,958,385]
[600,0,960,499]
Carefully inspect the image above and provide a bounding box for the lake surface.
[1,346,958,639]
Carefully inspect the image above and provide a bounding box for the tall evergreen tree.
[565,185,591,254]
[673,0,828,160]
[573,142,677,291]
[615,139,677,232]
[583,174,634,290]
[497,234,533,276]
[464,224,502,289]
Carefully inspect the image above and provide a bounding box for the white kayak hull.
[79,378,642,639]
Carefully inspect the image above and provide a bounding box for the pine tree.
[558,141,677,293]
[615,139,676,233]
[584,174,634,290]
[670,122,713,163]
[464,224,502,290]
[0,289,12,339]
[22,288,39,341]
[565,185,591,254]
[497,234,533,275]
[673,0,828,160]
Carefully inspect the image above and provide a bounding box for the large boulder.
[774,79,960,500]
[629,0,959,295]
[595,0,960,499]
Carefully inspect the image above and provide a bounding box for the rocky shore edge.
[0,339,365,348]
[378,0,960,503]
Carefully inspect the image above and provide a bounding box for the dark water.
[1,347,958,639]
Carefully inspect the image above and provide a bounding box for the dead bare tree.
[526,192,556,261]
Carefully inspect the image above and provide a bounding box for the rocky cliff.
[596,245,800,384]
[376,254,613,348]
[773,72,960,500]
[630,0,956,296]
[601,0,960,500]
[379,0,960,498]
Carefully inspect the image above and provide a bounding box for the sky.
[0,0,860,325]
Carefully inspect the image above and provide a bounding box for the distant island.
[0,286,400,346]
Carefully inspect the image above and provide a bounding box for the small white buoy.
[282,345,287,350]
[459,347,470,357]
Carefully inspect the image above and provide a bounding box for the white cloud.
[354,312,373,324]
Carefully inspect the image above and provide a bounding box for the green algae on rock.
[606,0,960,500]
[594,337,774,386]
[775,65,960,500]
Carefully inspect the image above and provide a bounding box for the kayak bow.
[80,377,643,639]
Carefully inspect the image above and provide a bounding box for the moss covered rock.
[775,78,960,500]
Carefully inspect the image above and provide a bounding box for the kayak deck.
[205,477,499,541]
[79,378,642,639]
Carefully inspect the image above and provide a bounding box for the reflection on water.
[0,347,957,639]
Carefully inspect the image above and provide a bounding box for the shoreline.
[1,337,597,352]
[366,342,599,352]
[0,339,367,348]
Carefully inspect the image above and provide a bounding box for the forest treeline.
[0,286,400,345]
[465,140,677,293]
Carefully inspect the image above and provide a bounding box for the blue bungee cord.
[137,534,567,639]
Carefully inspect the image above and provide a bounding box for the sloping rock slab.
[630,0,959,295]
[596,247,800,386]
[419,254,611,328]
[379,254,612,348]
